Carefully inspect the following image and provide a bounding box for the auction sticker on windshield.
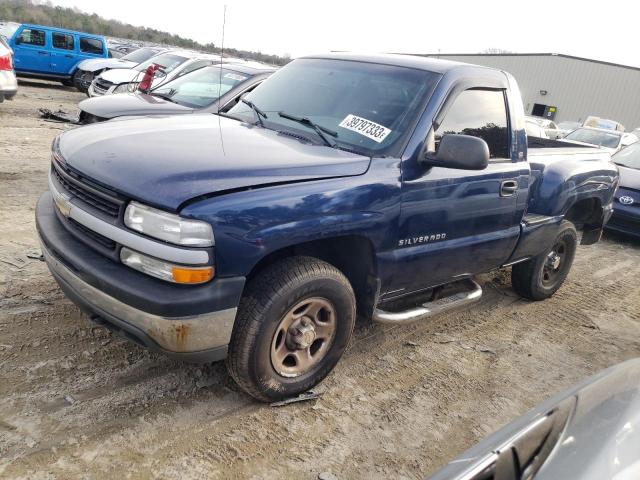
[339,114,391,143]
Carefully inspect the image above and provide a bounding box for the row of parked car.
[525,115,639,153]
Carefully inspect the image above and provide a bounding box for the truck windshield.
[613,142,640,170]
[134,53,188,74]
[121,48,162,65]
[151,67,250,108]
[226,58,440,156]
[564,128,621,148]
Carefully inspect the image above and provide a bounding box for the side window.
[436,89,510,159]
[52,32,74,50]
[18,28,46,46]
[80,37,103,55]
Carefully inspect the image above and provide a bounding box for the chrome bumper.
[41,240,236,354]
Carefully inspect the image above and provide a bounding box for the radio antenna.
[217,4,227,113]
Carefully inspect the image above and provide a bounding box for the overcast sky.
[50,0,637,67]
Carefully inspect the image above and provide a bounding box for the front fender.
[181,158,402,278]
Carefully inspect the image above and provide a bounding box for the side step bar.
[372,279,483,325]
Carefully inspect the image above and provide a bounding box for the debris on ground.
[38,108,79,123]
[270,391,320,407]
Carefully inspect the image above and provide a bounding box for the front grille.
[69,218,116,250]
[92,78,112,95]
[52,161,123,219]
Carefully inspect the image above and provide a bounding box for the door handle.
[38,51,49,55]
[64,54,73,58]
[500,180,518,197]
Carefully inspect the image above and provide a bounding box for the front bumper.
[606,211,640,238]
[36,192,245,362]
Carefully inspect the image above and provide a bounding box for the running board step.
[372,279,482,325]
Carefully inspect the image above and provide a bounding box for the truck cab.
[10,24,107,85]
[35,54,618,402]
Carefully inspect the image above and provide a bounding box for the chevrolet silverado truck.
[36,53,618,402]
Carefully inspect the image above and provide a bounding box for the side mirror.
[421,134,489,170]
[14,36,22,45]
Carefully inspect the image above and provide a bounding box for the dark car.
[77,63,275,124]
[608,142,640,237]
[428,358,640,480]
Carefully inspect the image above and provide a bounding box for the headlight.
[113,83,135,94]
[124,201,214,247]
[120,247,214,284]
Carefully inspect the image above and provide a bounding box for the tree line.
[0,0,291,65]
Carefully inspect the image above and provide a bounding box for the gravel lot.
[1,80,639,480]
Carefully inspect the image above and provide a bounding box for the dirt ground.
[1,80,639,480]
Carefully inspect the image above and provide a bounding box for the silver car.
[73,46,167,93]
[0,35,17,102]
[87,50,219,97]
[428,359,640,480]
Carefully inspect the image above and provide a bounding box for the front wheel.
[226,257,356,402]
[511,220,577,300]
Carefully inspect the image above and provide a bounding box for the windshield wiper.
[278,111,337,147]
[241,98,267,127]
[151,93,178,103]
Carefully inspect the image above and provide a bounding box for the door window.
[52,32,74,50]
[80,37,103,55]
[18,28,45,46]
[436,89,510,159]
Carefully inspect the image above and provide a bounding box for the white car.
[525,116,562,139]
[556,120,581,138]
[525,119,549,139]
[0,35,17,102]
[73,46,167,93]
[88,50,219,97]
[560,127,638,154]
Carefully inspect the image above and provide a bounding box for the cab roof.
[301,52,490,74]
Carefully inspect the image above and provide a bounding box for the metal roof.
[413,53,640,73]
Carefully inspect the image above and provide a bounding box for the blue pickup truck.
[9,24,107,86]
[35,54,617,401]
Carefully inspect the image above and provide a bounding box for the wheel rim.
[542,239,567,287]
[270,297,337,378]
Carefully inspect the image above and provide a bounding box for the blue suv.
[9,24,107,86]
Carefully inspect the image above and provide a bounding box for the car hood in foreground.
[57,114,371,211]
[79,92,193,119]
[428,358,640,480]
[77,58,137,73]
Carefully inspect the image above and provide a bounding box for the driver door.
[392,88,528,296]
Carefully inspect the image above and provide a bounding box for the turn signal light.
[172,266,214,284]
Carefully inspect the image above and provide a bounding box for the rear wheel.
[226,257,356,402]
[512,221,577,300]
[72,69,88,92]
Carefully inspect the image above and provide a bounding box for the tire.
[72,70,87,93]
[512,220,577,301]
[226,256,356,402]
[60,79,73,87]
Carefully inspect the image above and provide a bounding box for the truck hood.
[77,58,137,73]
[79,92,193,119]
[57,114,371,211]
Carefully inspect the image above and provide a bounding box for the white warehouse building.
[421,53,640,131]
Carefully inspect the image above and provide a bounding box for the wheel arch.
[244,235,380,319]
